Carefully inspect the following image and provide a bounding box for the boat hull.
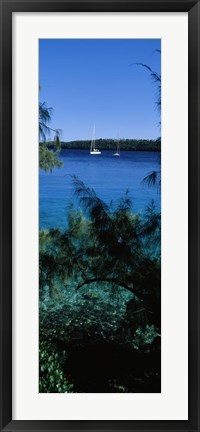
[90,150,101,154]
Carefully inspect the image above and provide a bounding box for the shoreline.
[44,138,161,153]
[58,148,161,152]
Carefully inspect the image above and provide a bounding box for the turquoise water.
[40,150,161,229]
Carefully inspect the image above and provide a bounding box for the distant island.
[45,138,161,152]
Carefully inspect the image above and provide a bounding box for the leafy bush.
[133,325,160,351]
[39,340,73,393]
[39,178,161,392]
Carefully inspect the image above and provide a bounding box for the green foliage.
[39,102,53,142]
[46,137,161,152]
[132,325,160,350]
[39,340,74,393]
[40,302,160,392]
[39,101,62,172]
[71,177,160,311]
[39,145,63,172]
[40,177,161,327]
[39,227,75,301]
[39,180,161,392]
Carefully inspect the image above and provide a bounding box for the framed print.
[0,0,200,431]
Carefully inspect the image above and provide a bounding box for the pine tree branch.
[76,276,136,296]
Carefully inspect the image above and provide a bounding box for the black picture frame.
[0,0,199,431]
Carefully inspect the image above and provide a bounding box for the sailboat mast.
[91,124,95,151]
[93,124,95,151]
[90,124,101,154]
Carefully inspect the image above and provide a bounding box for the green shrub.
[39,340,73,393]
[133,324,160,351]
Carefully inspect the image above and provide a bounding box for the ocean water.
[40,150,161,230]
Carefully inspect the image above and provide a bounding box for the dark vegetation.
[44,137,161,152]
[132,51,161,188]
[39,177,161,393]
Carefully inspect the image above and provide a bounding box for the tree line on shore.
[44,137,161,152]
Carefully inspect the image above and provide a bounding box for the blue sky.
[39,39,161,141]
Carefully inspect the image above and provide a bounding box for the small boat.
[113,139,120,157]
[90,124,101,155]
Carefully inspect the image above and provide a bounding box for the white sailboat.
[90,125,101,155]
[113,138,120,157]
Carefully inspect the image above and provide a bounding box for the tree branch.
[76,276,137,297]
